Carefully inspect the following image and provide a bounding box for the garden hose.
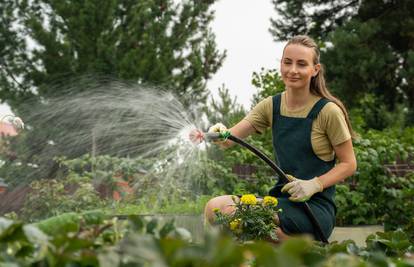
[203,131,329,243]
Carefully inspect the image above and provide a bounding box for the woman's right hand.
[209,120,256,149]
[208,122,228,134]
[207,123,229,148]
[188,123,228,145]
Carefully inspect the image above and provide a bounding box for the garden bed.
[139,214,384,246]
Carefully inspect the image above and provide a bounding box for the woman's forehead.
[282,44,314,61]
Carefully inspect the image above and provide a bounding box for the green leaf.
[128,215,145,232]
[82,210,105,225]
[0,218,23,241]
[159,220,176,238]
[146,218,159,235]
[34,212,81,236]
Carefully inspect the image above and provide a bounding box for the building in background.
[0,122,18,137]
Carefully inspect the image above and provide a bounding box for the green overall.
[268,94,336,240]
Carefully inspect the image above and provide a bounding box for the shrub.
[20,177,104,221]
[335,127,414,234]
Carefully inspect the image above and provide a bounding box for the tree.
[0,0,28,107]
[204,85,246,128]
[0,0,225,183]
[250,68,284,109]
[270,0,359,41]
[270,0,414,127]
[0,0,225,109]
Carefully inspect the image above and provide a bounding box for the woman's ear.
[313,63,321,77]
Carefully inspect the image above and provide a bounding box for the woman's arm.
[318,139,357,189]
[217,120,257,149]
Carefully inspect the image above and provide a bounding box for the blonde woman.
[204,35,357,241]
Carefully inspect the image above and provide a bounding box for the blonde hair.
[285,35,356,138]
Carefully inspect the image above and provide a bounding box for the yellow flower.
[240,194,257,205]
[263,196,278,207]
[229,219,241,231]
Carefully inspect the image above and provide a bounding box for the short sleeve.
[243,96,273,134]
[320,102,351,146]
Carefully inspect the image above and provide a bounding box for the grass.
[101,195,212,216]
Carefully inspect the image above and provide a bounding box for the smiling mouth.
[288,78,300,81]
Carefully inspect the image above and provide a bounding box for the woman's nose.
[290,65,298,74]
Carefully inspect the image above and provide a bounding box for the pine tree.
[250,68,284,108]
[205,85,246,128]
[0,0,225,109]
[270,0,359,41]
[0,0,225,182]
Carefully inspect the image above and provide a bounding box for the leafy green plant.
[334,127,414,232]
[2,214,414,266]
[335,185,377,225]
[20,177,105,221]
[366,229,414,257]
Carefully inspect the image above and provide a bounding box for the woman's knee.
[204,195,237,224]
[271,215,289,242]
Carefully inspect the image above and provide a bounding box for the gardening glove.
[208,122,228,134]
[208,122,229,146]
[281,174,323,202]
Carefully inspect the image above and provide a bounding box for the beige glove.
[281,175,323,202]
[207,123,229,146]
[208,122,228,134]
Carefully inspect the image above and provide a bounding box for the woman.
[204,35,357,241]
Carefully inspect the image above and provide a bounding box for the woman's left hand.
[281,175,323,202]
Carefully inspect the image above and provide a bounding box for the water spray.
[192,129,329,243]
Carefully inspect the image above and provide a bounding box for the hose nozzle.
[203,131,231,141]
[189,129,230,144]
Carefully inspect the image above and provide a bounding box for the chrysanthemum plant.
[213,194,282,242]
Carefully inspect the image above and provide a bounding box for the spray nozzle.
[189,129,231,144]
[203,131,231,141]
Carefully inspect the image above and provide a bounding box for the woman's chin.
[286,83,306,90]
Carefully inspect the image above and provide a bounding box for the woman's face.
[280,44,320,91]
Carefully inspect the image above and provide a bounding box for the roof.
[0,122,18,137]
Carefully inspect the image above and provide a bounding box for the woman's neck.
[285,88,312,110]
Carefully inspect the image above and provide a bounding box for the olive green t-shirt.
[243,92,351,161]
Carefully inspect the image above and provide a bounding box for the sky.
[208,0,286,110]
[0,0,285,116]
[0,102,11,116]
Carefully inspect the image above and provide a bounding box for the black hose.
[227,134,329,243]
